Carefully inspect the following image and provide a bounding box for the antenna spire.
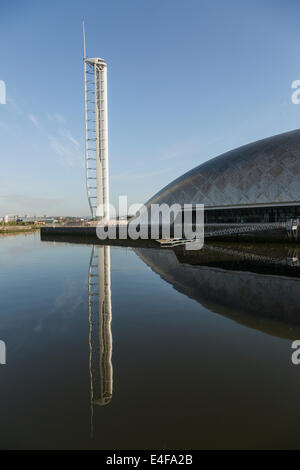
[82,20,86,60]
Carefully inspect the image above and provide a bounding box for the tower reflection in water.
[85,240,300,436]
[88,246,112,434]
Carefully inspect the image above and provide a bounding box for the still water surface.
[0,233,300,449]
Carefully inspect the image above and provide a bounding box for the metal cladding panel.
[146,129,300,208]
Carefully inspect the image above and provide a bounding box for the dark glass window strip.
[197,205,300,224]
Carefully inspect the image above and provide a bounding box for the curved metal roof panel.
[146,129,300,209]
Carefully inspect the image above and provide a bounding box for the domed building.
[146,129,300,224]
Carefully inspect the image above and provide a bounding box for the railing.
[204,222,287,238]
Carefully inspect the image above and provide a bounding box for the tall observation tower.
[83,23,109,221]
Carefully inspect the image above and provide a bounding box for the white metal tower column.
[83,24,110,221]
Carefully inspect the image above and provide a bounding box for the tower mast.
[83,22,110,221]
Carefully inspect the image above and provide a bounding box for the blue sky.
[1,0,300,216]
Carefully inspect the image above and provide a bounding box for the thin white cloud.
[28,113,41,129]
[24,105,82,167]
[49,137,76,167]
[55,113,66,124]
[111,168,169,182]
[48,133,83,168]
[158,134,228,166]
[60,129,80,148]
[46,112,67,124]
[159,138,203,161]
[5,96,83,168]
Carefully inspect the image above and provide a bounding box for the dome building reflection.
[135,244,300,339]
